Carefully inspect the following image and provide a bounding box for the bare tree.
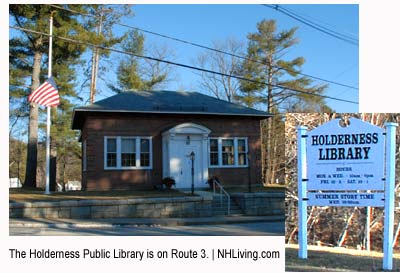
[194,38,244,102]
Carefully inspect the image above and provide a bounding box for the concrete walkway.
[9,215,284,229]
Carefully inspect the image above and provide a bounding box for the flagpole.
[45,13,53,194]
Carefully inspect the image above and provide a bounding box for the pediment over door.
[163,123,211,136]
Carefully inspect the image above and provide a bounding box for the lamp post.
[190,151,195,195]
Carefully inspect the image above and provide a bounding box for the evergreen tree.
[117,30,146,91]
[237,19,328,111]
[115,30,172,91]
[84,4,133,103]
[9,4,95,188]
[237,19,330,184]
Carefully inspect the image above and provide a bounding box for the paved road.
[10,221,284,236]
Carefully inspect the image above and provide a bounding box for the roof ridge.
[96,90,265,111]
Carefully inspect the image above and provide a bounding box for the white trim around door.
[162,123,211,189]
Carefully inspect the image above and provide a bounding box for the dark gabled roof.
[72,90,271,130]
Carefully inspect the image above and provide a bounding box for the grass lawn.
[10,184,285,203]
[286,244,400,272]
[9,188,192,203]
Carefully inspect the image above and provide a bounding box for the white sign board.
[306,118,384,190]
[308,192,384,207]
[298,119,398,270]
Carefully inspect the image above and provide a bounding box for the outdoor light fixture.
[186,135,190,145]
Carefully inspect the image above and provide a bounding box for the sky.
[3,2,400,272]
[93,4,359,113]
[7,3,359,139]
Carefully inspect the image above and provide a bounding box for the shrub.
[162,177,175,189]
[207,176,220,189]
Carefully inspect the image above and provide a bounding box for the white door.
[162,123,211,189]
[175,142,202,189]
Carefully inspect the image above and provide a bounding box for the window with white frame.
[104,136,152,169]
[222,139,234,165]
[121,138,136,167]
[209,139,219,166]
[106,138,117,167]
[209,137,248,168]
[140,138,150,167]
[237,138,248,166]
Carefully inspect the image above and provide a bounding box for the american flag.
[28,77,60,107]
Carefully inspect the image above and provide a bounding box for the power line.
[9,24,358,105]
[281,5,358,40]
[275,5,358,42]
[265,4,359,45]
[46,4,358,91]
[263,4,359,46]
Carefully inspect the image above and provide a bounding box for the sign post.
[297,118,397,270]
[383,122,398,270]
[297,126,308,259]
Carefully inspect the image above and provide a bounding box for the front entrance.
[174,139,202,188]
[162,123,210,189]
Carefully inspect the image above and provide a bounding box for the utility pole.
[89,8,104,104]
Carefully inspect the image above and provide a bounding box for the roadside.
[10,221,284,236]
[9,215,284,228]
[9,186,285,235]
[286,244,400,272]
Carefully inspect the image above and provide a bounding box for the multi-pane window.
[209,137,248,168]
[121,138,136,167]
[104,137,152,169]
[237,138,247,166]
[106,138,117,167]
[222,139,234,166]
[140,139,150,167]
[209,139,219,166]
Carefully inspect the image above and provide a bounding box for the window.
[140,138,150,167]
[104,136,152,169]
[209,139,219,166]
[106,138,117,167]
[237,138,247,166]
[222,139,234,165]
[121,138,136,167]
[209,137,248,168]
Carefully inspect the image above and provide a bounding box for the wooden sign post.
[297,118,397,270]
[383,122,397,270]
